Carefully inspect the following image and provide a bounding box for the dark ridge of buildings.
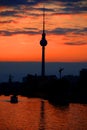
[0,68,87,105]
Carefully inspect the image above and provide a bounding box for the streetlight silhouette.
[59,68,64,79]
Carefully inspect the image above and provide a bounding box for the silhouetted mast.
[43,6,45,34]
[40,6,48,77]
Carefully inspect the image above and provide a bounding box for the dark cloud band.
[48,27,87,35]
[0,0,87,17]
[0,27,87,36]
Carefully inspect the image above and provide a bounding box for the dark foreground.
[0,70,87,105]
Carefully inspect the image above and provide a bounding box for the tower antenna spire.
[43,5,45,34]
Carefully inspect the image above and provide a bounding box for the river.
[0,95,87,130]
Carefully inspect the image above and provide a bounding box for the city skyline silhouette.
[0,0,87,103]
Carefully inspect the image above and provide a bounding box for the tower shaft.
[42,46,45,77]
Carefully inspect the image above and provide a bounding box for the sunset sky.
[0,0,87,62]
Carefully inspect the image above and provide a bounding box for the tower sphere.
[40,38,47,46]
[40,33,47,46]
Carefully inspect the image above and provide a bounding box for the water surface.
[0,96,87,130]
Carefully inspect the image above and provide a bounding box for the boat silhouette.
[10,95,18,103]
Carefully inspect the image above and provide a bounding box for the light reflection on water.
[0,95,87,130]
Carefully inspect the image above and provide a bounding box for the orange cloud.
[0,34,87,62]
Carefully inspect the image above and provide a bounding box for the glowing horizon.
[0,0,87,62]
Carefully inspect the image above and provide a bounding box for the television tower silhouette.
[40,6,48,77]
